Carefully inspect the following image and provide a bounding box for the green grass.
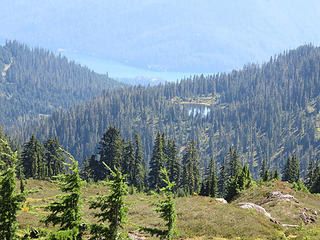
[15,179,320,239]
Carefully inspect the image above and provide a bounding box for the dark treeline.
[19,44,320,178]
[0,40,122,128]
[17,126,320,201]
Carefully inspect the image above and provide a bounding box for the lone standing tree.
[44,148,84,239]
[141,168,178,240]
[89,163,129,240]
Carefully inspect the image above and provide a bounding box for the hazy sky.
[2,0,320,74]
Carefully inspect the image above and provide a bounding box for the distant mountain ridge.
[18,44,320,177]
[0,41,122,129]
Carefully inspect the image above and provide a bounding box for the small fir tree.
[0,139,26,240]
[44,148,84,239]
[89,163,129,240]
[141,168,177,240]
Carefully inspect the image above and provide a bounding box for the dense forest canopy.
[16,44,320,178]
[0,41,122,128]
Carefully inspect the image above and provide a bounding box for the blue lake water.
[61,52,213,83]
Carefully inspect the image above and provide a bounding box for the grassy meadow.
[16,180,320,239]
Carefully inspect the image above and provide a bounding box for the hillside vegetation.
[19,45,320,177]
[0,41,122,128]
[16,179,320,239]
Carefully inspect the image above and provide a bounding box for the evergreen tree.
[225,165,253,202]
[310,173,320,193]
[282,156,291,182]
[44,148,84,239]
[259,159,267,179]
[149,132,166,190]
[200,157,218,197]
[133,134,146,191]
[141,168,177,240]
[122,140,135,186]
[218,158,227,197]
[291,155,300,183]
[181,140,200,195]
[305,160,314,189]
[273,169,280,180]
[262,169,270,182]
[166,139,181,191]
[282,155,300,183]
[44,137,66,178]
[98,126,124,179]
[312,160,320,184]
[238,165,254,191]
[89,164,129,240]
[225,174,240,202]
[80,156,92,182]
[0,139,26,240]
[80,154,103,182]
[21,135,45,179]
[227,147,241,179]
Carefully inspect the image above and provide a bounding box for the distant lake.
[61,52,213,83]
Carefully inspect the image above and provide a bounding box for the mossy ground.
[16,180,320,239]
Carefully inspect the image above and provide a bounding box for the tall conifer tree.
[21,135,44,179]
[133,133,146,191]
[218,158,227,197]
[282,155,300,183]
[122,140,135,185]
[149,131,166,190]
[166,139,181,190]
[44,137,66,178]
[227,147,241,179]
[305,160,314,189]
[182,140,200,195]
[98,126,123,178]
[201,157,218,197]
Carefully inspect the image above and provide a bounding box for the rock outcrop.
[299,208,317,224]
[215,198,228,204]
[128,232,147,240]
[237,202,279,224]
[259,191,299,205]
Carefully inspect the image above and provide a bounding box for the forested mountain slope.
[0,41,122,128]
[19,45,320,177]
